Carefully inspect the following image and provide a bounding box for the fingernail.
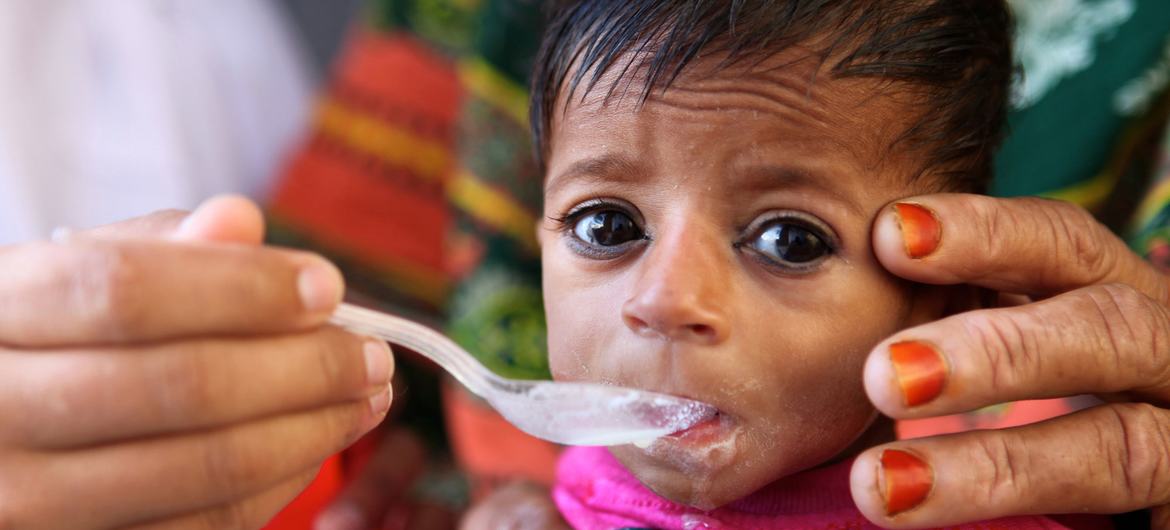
[368,385,391,417]
[314,504,365,530]
[880,449,932,516]
[889,340,946,407]
[893,203,941,259]
[298,261,344,313]
[364,340,392,388]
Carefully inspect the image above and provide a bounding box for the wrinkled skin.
[539,50,952,509]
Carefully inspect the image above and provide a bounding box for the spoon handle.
[330,303,495,396]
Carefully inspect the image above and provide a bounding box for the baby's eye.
[748,220,831,268]
[572,210,643,247]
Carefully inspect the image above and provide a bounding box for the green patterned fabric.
[361,0,1170,381]
[368,0,551,379]
[996,0,1170,229]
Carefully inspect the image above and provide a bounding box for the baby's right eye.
[572,210,644,247]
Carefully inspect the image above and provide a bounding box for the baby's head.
[531,0,1012,509]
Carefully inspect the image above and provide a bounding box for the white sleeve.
[0,0,315,244]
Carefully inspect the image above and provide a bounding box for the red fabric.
[553,446,1109,530]
[898,399,1077,440]
[443,382,560,501]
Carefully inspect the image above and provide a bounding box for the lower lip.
[634,412,740,472]
[664,412,731,444]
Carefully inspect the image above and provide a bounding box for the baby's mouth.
[627,411,741,473]
[665,410,732,443]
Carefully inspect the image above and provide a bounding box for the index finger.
[0,239,343,346]
[873,194,1168,304]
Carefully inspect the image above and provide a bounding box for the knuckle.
[153,343,218,419]
[1105,403,1170,505]
[962,309,1040,394]
[199,432,265,494]
[1040,200,1112,284]
[73,244,147,339]
[1081,285,1165,384]
[973,434,1029,507]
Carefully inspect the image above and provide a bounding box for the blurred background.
[2,1,1169,529]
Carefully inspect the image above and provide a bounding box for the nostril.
[686,323,716,338]
[623,313,652,334]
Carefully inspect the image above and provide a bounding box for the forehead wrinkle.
[664,60,833,116]
[647,81,832,126]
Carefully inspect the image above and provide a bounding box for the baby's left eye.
[748,221,831,267]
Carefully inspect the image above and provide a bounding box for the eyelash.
[734,211,839,274]
[552,202,839,273]
[550,199,648,259]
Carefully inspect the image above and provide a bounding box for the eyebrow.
[738,164,865,216]
[544,154,645,197]
[546,154,866,217]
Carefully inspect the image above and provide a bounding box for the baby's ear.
[905,283,996,327]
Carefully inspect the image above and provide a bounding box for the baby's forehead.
[550,50,928,182]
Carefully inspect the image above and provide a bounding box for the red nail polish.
[889,341,946,407]
[881,449,932,516]
[893,203,941,258]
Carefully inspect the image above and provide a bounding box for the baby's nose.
[621,228,731,345]
[621,293,727,344]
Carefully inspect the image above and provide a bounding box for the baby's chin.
[609,411,878,510]
[608,413,753,509]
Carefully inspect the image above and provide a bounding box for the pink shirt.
[553,446,1111,530]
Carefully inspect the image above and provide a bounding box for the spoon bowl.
[331,303,716,446]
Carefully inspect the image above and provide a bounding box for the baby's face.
[540,52,944,508]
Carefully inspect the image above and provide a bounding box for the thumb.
[61,194,265,244]
[172,194,265,244]
[314,429,428,530]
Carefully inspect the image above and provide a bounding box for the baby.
[521,1,1104,529]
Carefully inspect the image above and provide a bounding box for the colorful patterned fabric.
[264,2,554,526]
[262,0,1170,526]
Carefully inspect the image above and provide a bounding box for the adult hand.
[0,196,394,529]
[850,195,1170,528]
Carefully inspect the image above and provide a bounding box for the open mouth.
[666,410,732,444]
[628,410,741,473]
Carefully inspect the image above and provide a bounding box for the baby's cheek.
[544,312,592,382]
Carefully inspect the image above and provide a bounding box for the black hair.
[529,0,1013,192]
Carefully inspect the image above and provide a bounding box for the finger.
[0,329,394,448]
[873,195,1169,304]
[67,195,264,245]
[850,403,1170,528]
[23,398,390,529]
[122,467,319,530]
[314,428,428,530]
[171,194,265,244]
[864,283,1170,418]
[0,239,343,346]
[65,209,190,240]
